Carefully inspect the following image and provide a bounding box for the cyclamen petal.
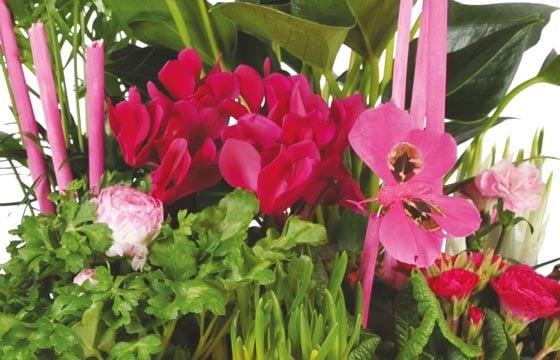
[220,139,260,192]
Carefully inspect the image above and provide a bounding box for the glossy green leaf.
[538,50,560,85]
[482,309,519,360]
[291,0,354,27]
[446,117,510,144]
[445,1,556,121]
[217,2,351,70]
[334,209,367,254]
[344,0,398,58]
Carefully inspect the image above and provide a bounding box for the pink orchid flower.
[349,102,481,267]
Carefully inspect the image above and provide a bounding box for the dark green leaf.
[334,209,367,254]
[217,2,351,70]
[291,0,354,27]
[538,50,560,85]
[348,334,381,360]
[344,0,398,58]
[445,1,556,121]
[482,309,519,360]
[446,117,510,144]
[0,132,26,165]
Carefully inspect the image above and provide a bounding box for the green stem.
[379,37,394,97]
[342,51,363,97]
[324,71,342,99]
[494,225,508,254]
[200,314,236,359]
[197,0,221,64]
[157,319,178,360]
[478,76,542,138]
[532,347,551,360]
[192,313,220,360]
[534,256,560,270]
[165,0,193,48]
[367,55,380,106]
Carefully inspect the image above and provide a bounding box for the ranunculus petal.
[219,139,260,192]
[349,102,415,185]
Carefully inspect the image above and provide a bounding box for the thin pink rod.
[0,1,54,213]
[360,216,381,328]
[392,0,413,109]
[425,1,448,134]
[86,41,105,192]
[29,21,73,191]
[410,0,430,129]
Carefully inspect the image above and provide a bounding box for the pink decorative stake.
[0,0,54,213]
[86,41,105,192]
[391,0,413,109]
[29,21,73,191]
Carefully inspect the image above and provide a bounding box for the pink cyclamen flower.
[475,159,544,212]
[95,185,164,271]
[349,102,481,267]
[73,269,98,286]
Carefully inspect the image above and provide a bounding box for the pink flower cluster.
[109,49,365,215]
[475,159,544,212]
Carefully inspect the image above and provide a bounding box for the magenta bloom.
[427,268,480,301]
[108,49,237,205]
[349,102,481,267]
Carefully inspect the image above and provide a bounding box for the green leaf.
[72,302,103,358]
[334,210,367,254]
[445,1,556,121]
[149,226,198,281]
[446,117,510,144]
[348,334,381,360]
[217,2,351,70]
[482,309,519,360]
[291,0,355,27]
[216,189,259,242]
[0,131,26,165]
[538,50,560,85]
[344,0,398,58]
[108,335,162,360]
[394,270,482,359]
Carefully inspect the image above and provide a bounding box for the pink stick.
[86,41,105,192]
[392,0,413,109]
[0,1,54,213]
[29,21,73,191]
[425,1,448,134]
[410,0,430,129]
[360,215,381,328]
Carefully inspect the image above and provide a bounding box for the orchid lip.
[387,142,424,183]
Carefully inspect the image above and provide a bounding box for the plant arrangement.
[0,0,559,359]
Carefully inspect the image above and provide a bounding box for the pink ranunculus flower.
[491,264,560,335]
[95,185,164,271]
[73,268,98,286]
[475,159,544,212]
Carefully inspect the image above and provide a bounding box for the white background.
[0,0,559,268]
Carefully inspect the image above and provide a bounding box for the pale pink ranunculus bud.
[475,160,544,212]
[74,268,98,286]
[95,185,164,271]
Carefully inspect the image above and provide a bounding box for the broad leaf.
[291,0,355,27]
[217,2,351,70]
[345,0,398,58]
[482,309,519,360]
[445,1,556,121]
[538,50,560,85]
[445,117,510,144]
[0,132,26,165]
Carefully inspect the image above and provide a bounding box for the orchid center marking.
[388,142,423,182]
[403,199,443,232]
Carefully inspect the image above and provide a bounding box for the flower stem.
[532,347,551,360]
[165,0,192,48]
[157,319,178,360]
[197,0,221,65]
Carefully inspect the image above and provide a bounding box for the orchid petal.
[349,102,415,185]
[360,215,381,328]
[380,202,442,267]
[421,194,481,237]
[406,129,457,183]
